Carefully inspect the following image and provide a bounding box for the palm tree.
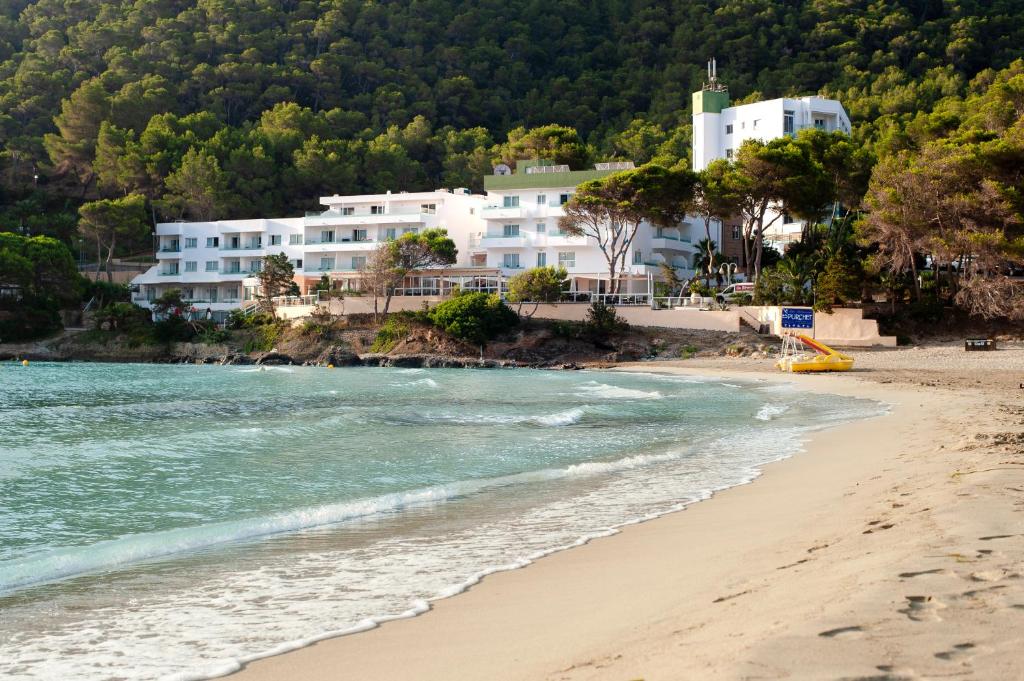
[694,238,724,285]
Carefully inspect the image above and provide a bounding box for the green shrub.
[94,302,148,331]
[197,325,230,344]
[82,279,131,306]
[152,315,194,343]
[814,255,862,312]
[242,323,281,352]
[371,318,409,352]
[227,309,275,329]
[550,320,579,339]
[583,301,628,342]
[428,291,518,345]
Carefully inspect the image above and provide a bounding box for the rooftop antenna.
[703,57,727,93]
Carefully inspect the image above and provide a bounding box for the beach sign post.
[781,307,814,338]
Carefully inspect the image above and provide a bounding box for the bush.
[241,322,281,352]
[95,302,149,331]
[82,279,131,306]
[197,324,230,344]
[227,309,275,329]
[428,291,518,345]
[371,317,409,352]
[152,315,194,343]
[583,301,628,342]
[815,255,862,312]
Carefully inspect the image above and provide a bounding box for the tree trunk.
[105,236,116,284]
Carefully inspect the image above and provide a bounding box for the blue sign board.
[781,307,814,329]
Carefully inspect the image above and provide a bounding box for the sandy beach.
[232,344,1024,680]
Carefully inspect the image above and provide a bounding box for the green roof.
[484,168,614,191]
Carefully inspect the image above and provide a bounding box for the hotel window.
[783,213,796,224]
[558,251,576,268]
[289,234,303,245]
[182,287,194,300]
[184,237,197,248]
[559,193,570,205]
[536,194,546,205]
[725,149,734,159]
[731,225,741,240]
[814,118,826,129]
[290,258,303,270]
[270,235,281,246]
[185,261,197,272]
[341,207,355,216]
[783,110,795,135]
[351,256,366,269]
[320,257,335,271]
[503,224,520,237]
[208,288,218,303]
[402,227,418,234]
[321,230,335,243]
[370,205,385,215]
[753,119,760,130]
[226,287,239,301]
[535,221,546,234]
[502,253,520,269]
[633,250,642,265]
[420,203,437,214]
[354,229,368,242]
[205,261,218,272]
[385,228,397,240]
[537,252,547,267]
[206,237,219,248]
[503,195,520,208]
[725,124,733,134]
[249,259,263,273]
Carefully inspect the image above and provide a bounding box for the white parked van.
[715,282,755,304]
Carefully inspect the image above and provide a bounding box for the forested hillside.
[0,0,1022,244]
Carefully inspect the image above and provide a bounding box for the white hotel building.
[691,82,851,247]
[132,161,712,315]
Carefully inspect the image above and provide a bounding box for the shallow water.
[0,363,884,680]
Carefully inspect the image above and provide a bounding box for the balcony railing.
[220,244,263,251]
[159,246,181,253]
[158,270,180,276]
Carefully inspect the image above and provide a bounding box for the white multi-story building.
[132,162,715,314]
[692,76,851,247]
[479,160,707,296]
[132,190,489,317]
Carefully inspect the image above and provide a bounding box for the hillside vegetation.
[0,0,1021,243]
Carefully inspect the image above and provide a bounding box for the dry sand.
[232,343,1024,680]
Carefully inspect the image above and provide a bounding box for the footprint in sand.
[968,569,1011,582]
[818,625,865,639]
[898,568,945,579]
[900,595,946,622]
[935,642,992,664]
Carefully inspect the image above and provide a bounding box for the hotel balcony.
[304,207,430,227]
[304,238,379,253]
[650,234,694,251]
[219,243,265,252]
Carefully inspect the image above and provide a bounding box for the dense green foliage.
[0,231,79,339]
[0,1,1021,248]
[506,265,569,316]
[428,291,517,345]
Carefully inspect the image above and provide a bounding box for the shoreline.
[230,353,1024,681]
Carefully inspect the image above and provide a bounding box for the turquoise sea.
[0,362,884,680]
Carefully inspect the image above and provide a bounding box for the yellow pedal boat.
[776,335,854,373]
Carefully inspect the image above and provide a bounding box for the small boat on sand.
[776,334,854,373]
